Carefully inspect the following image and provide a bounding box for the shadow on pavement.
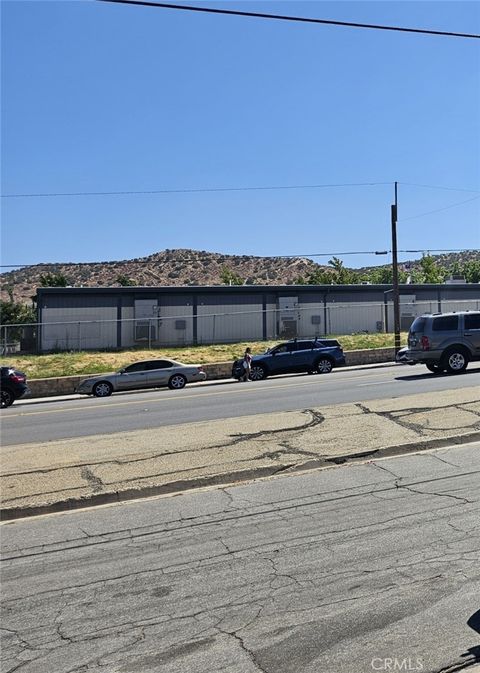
[395,368,480,382]
[456,610,480,668]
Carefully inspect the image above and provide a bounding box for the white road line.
[357,381,390,386]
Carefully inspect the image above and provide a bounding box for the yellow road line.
[3,372,390,419]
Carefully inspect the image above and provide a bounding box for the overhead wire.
[98,0,480,39]
[400,182,480,194]
[1,182,392,198]
[399,195,480,222]
[3,181,480,199]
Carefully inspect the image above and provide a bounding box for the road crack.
[80,467,104,493]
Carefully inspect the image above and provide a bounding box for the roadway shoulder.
[1,386,479,520]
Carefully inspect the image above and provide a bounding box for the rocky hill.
[0,250,328,303]
[1,248,478,304]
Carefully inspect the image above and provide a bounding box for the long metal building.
[35,284,480,352]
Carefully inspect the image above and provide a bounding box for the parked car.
[0,366,30,407]
[76,359,207,397]
[395,311,480,374]
[232,338,345,381]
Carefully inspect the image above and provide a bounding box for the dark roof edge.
[35,283,480,295]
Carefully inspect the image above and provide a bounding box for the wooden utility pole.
[391,181,401,353]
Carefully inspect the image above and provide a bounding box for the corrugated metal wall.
[196,294,263,343]
[36,286,480,351]
[41,307,118,350]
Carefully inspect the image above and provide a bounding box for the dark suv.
[232,338,345,381]
[396,311,480,374]
[1,366,30,407]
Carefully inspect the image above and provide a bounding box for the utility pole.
[391,181,401,353]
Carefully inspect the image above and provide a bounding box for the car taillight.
[9,374,25,383]
[421,336,430,351]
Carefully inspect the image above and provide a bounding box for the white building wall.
[326,303,385,334]
[121,307,135,347]
[196,303,263,343]
[440,299,480,313]
[41,307,117,350]
[158,306,194,345]
[297,305,324,337]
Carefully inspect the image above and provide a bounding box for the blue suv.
[232,338,345,381]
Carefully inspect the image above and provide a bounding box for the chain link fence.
[1,298,479,355]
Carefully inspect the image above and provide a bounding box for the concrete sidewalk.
[1,386,479,519]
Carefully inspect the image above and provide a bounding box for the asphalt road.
[2,363,480,446]
[1,443,479,673]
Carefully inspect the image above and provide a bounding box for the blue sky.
[2,1,479,270]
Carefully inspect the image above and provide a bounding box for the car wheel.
[92,381,113,397]
[168,374,187,390]
[1,389,15,408]
[426,363,444,374]
[315,358,334,374]
[250,365,267,381]
[442,348,469,375]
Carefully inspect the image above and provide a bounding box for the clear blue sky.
[2,1,479,270]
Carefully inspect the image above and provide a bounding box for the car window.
[272,344,290,354]
[464,313,480,330]
[146,360,174,370]
[123,362,149,373]
[409,317,426,333]
[296,341,315,350]
[432,315,459,331]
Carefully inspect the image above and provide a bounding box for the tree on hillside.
[220,266,244,285]
[295,268,333,284]
[462,260,480,283]
[448,260,462,277]
[116,274,137,286]
[39,272,70,287]
[328,257,359,284]
[362,266,393,284]
[418,255,444,283]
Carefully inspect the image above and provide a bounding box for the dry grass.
[0,333,406,379]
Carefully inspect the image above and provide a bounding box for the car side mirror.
[119,368,126,374]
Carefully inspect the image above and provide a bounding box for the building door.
[278,297,298,338]
[134,300,160,343]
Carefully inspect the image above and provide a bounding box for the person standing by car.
[241,347,252,381]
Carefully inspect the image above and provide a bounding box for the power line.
[1,182,391,199]
[3,181,479,199]
[2,249,478,268]
[398,248,479,254]
[400,182,480,194]
[399,195,480,222]
[98,0,480,39]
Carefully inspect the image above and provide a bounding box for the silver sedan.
[76,359,207,397]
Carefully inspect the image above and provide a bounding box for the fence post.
[3,325,7,355]
[148,318,152,349]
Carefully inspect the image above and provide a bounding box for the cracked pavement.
[1,387,479,517]
[1,443,479,673]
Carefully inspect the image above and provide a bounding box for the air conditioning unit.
[135,321,156,341]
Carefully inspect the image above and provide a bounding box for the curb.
[2,431,479,522]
